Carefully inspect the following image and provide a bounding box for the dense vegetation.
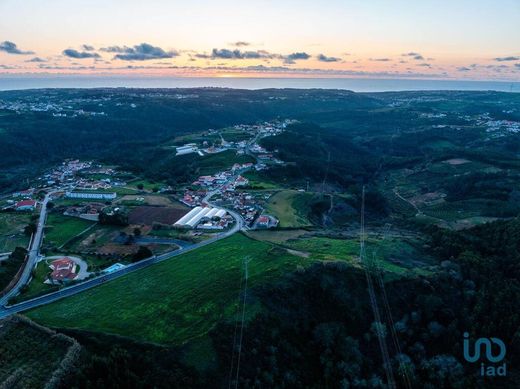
[0,315,79,388]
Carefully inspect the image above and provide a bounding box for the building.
[176,143,198,156]
[234,175,249,187]
[257,215,270,227]
[15,199,37,211]
[174,206,227,228]
[66,191,116,200]
[13,189,35,198]
[49,257,78,282]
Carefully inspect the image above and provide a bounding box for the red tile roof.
[49,257,78,281]
[16,200,37,208]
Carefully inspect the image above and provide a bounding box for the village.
[0,119,290,297]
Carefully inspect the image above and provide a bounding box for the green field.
[243,170,279,189]
[196,150,254,175]
[28,234,311,345]
[44,214,95,248]
[266,190,312,227]
[283,236,433,278]
[0,212,31,252]
[11,260,58,303]
[127,178,161,191]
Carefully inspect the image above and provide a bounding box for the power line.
[372,224,412,389]
[234,257,251,389]
[359,186,396,389]
[227,271,245,389]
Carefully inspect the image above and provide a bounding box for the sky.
[0,0,519,80]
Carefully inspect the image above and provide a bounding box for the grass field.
[44,214,95,248]
[11,260,58,303]
[283,236,433,278]
[266,190,312,227]
[27,234,312,345]
[197,150,254,175]
[242,171,279,189]
[127,179,161,191]
[0,212,31,252]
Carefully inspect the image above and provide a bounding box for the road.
[0,191,56,306]
[0,201,243,319]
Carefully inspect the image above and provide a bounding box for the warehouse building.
[173,206,227,228]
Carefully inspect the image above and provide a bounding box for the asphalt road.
[0,191,56,306]
[0,203,243,319]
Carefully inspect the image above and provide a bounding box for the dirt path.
[393,189,423,216]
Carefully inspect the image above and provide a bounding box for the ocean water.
[0,76,518,92]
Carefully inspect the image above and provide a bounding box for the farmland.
[128,205,189,225]
[27,234,312,345]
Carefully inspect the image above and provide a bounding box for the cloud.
[195,48,312,64]
[207,48,274,60]
[231,41,250,47]
[495,56,520,62]
[401,52,425,60]
[370,58,391,62]
[82,44,95,51]
[317,54,340,62]
[63,49,100,59]
[284,52,311,64]
[515,63,520,69]
[457,66,471,72]
[0,41,34,55]
[417,63,431,67]
[102,43,178,61]
[25,57,47,63]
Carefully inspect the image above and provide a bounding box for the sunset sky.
[1,0,519,80]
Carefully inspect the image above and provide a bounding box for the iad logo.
[463,332,507,377]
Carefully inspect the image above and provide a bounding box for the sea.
[0,76,519,92]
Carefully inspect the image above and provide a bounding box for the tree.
[137,183,144,190]
[24,223,37,237]
[132,246,152,262]
[133,227,142,237]
[9,247,28,262]
[99,208,128,226]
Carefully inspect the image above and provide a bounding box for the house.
[49,257,78,282]
[257,215,270,227]
[15,199,37,211]
[234,175,249,187]
[13,189,34,198]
